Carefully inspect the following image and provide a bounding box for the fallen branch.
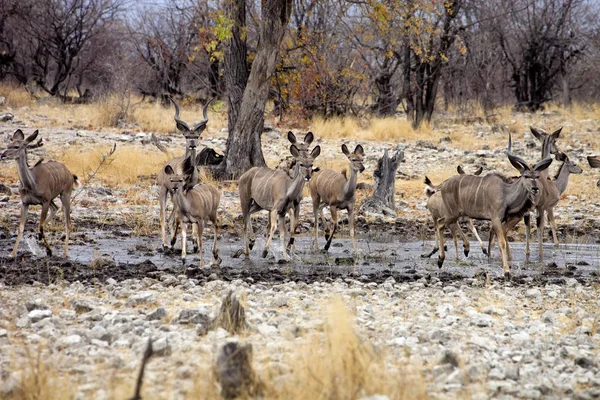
[129,338,154,400]
[70,143,117,207]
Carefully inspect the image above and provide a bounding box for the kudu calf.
[438,140,552,278]
[588,156,600,187]
[157,99,211,249]
[309,144,365,252]
[1,129,79,257]
[239,144,321,260]
[164,158,221,268]
[275,131,315,250]
[422,165,486,260]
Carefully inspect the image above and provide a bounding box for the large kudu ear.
[457,165,465,175]
[473,166,483,176]
[587,155,600,168]
[13,129,24,141]
[25,130,39,143]
[304,132,314,145]
[533,157,552,172]
[555,152,567,162]
[507,153,529,174]
[290,144,300,158]
[310,145,321,159]
[354,144,365,156]
[170,97,191,132]
[530,126,545,141]
[287,131,297,144]
[164,165,175,175]
[341,144,350,156]
[550,127,562,140]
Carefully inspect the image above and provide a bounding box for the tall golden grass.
[0,83,35,108]
[52,146,169,188]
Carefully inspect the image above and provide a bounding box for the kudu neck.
[343,165,358,199]
[504,178,533,214]
[554,163,570,195]
[15,151,37,190]
[286,161,306,199]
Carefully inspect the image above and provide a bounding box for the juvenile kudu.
[438,141,552,278]
[310,144,365,252]
[164,158,221,268]
[588,156,600,187]
[157,99,211,249]
[239,144,321,260]
[275,131,315,250]
[1,129,79,257]
[422,165,487,260]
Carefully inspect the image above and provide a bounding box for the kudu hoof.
[261,249,268,258]
[193,245,199,254]
[324,242,332,251]
[249,240,255,250]
[504,271,512,281]
[181,258,187,266]
[464,248,470,257]
[482,248,488,256]
[437,257,445,268]
[421,247,438,258]
[170,238,177,247]
[45,248,53,257]
[443,245,447,251]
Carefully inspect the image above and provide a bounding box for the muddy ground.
[2,217,600,288]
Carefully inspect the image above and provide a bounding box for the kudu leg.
[537,209,546,259]
[279,213,289,261]
[287,203,300,252]
[11,204,29,257]
[468,219,487,255]
[211,215,221,266]
[437,221,447,268]
[170,220,180,249]
[547,208,559,247]
[312,199,321,251]
[159,186,168,248]
[39,202,52,257]
[180,222,188,264]
[263,209,278,258]
[421,218,440,258]
[196,221,204,268]
[242,212,251,257]
[61,192,72,257]
[456,222,470,257]
[524,213,531,259]
[449,224,459,259]
[324,207,338,251]
[348,204,357,254]
[492,218,511,279]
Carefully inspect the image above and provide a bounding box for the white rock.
[28,309,52,323]
[57,334,82,349]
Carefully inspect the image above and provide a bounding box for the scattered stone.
[126,291,157,307]
[152,338,171,357]
[575,357,594,369]
[56,334,82,349]
[0,113,14,122]
[439,350,460,368]
[28,309,52,323]
[174,308,210,325]
[146,307,167,321]
[72,299,94,313]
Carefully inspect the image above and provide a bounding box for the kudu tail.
[73,175,81,189]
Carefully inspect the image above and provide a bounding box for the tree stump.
[215,341,259,399]
[359,147,404,216]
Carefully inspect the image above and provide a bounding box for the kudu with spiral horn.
[157,98,212,249]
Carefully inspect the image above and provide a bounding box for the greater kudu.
[309,144,365,252]
[438,140,552,278]
[588,156,600,187]
[164,157,222,268]
[1,129,79,257]
[422,165,487,259]
[239,144,321,260]
[157,99,211,249]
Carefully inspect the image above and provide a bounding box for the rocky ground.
[1,110,600,399]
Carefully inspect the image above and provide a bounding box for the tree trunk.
[374,72,398,116]
[359,147,404,217]
[219,0,293,179]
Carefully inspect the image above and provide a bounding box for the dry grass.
[52,146,168,188]
[268,298,426,400]
[0,83,35,108]
[311,115,438,142]
[2,347,77,400]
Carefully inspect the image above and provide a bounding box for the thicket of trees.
[1,0,599,175]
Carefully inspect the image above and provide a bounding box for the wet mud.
[2,221,599,287]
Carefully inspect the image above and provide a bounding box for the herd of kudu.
[2,100,600,279]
